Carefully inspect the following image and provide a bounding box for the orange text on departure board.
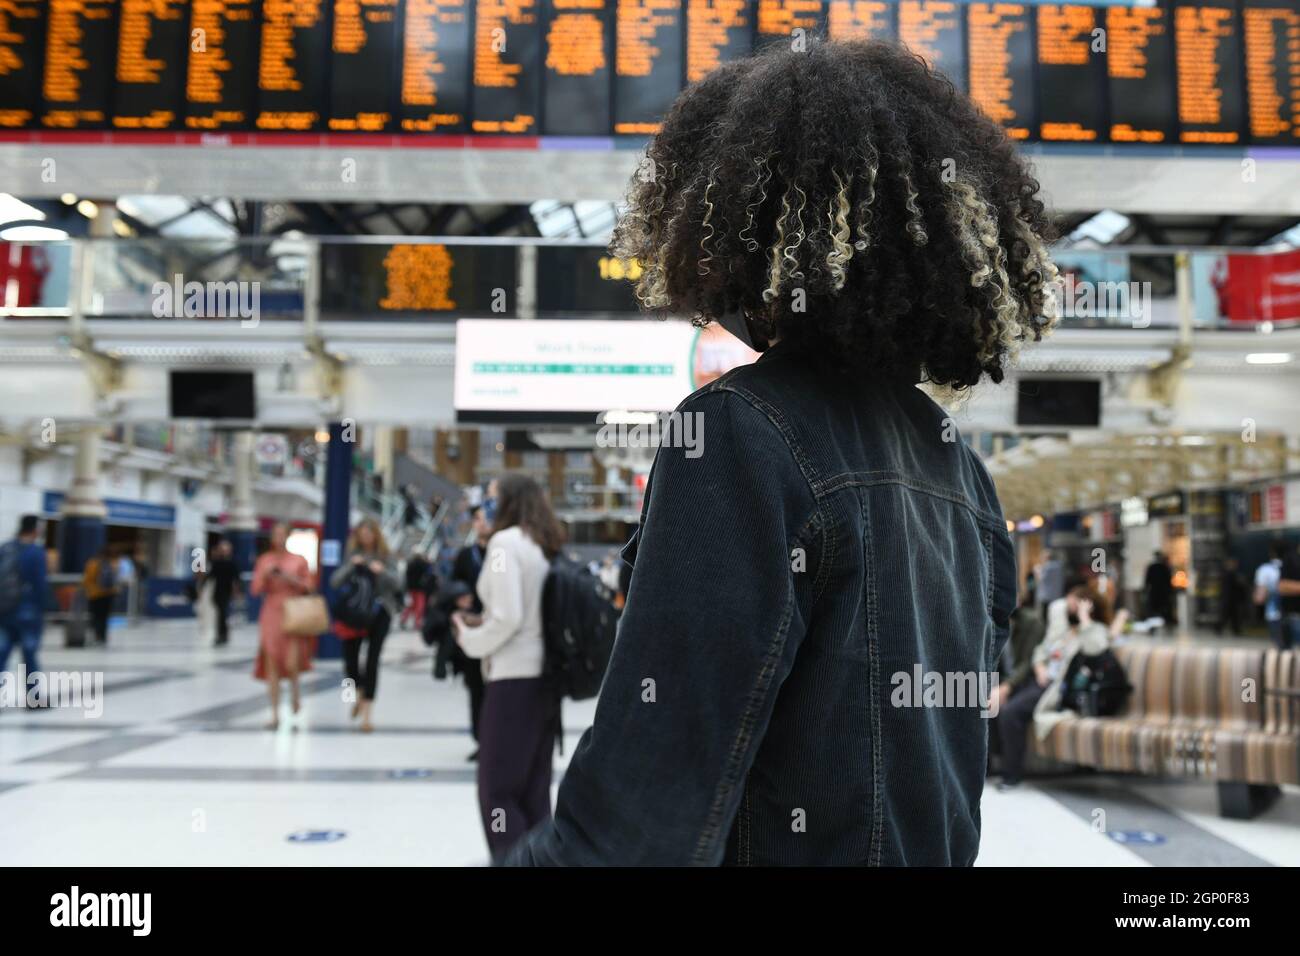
[547,0,607,76]
[1243,4,1300,140]
[186,0,256,128]
[1175,3,1240,142]
[114,0,186,128]
[1107,5,1169,142]
[899,0,960,74]
[1037,4,1099,140]
[401,0,467,129]
[616,0,678,76]
[258,0,325,129]
[827,0,891,41]
[687,0,748,82]
[43,0,115,126]
[330,0,397,130]
[757,0,821,37]
[968,3,1029,139]
[380,244,458,311]
[0,0,42,126]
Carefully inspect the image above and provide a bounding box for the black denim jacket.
[506,342,1018,866]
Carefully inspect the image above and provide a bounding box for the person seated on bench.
[995,582,1111,791]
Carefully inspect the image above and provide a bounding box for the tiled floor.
[1,619,1296,866]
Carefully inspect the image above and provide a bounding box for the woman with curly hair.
[506,39,1058,866]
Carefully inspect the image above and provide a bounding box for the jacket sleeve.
[457,536,526,659]
[504,388,819,866]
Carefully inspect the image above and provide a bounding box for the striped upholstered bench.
[1031,643,1299,818]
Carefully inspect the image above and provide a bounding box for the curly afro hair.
[611,39,1060,390]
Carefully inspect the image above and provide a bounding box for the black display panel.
[1036,3,1105,141]
[170,371,257,420]
[43,0,119,129]
[399,0,470,131]
[542,0,613,135]
[686,0,752,83]
[329,0,399,130]
[1015,378,1101,428]
[1173,0,1246,143]
[472,0,542,133]
[899,1,966,91]
[613,0,682,133]
[967,2,1034,140]
[112,0,189,129]
[256,0,330,130]
[1106,2,1177,143]
[535,246,641,314]
[756,0,826,49]
[827,0,897,41]
[319,243,519,317]
[0,0,45,129]
[1242,0,1300,144]
[186,0,262,130]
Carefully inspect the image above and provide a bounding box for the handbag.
[282,595,330,636]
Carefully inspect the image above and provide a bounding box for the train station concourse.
[1,0,1299,931]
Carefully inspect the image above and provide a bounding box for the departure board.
[186,0,261,130]
[536,246,641,314]
[112,0,189,129]
[329,0,399,131]
[399,0,470,131]
[257,0,331,130]
[43,0,120,129]
[543,0,613,135]
[0,0,45,128]
[473,0,542,132]
[967,2,1033,139]
[320,243,519,317]
[687,0,752,83]
[1036,4,1105,141]
[898,1,965,92]
[1242,0,1300,144]
[1107,3,1177,143]
[827,0,897,41]
[1174,0,1246,142]
[613,0,682,133]
[756,0,826,49]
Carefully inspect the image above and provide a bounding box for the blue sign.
[389,769,434,779]
[1109,830,1167,846]
[44,491,177,528]
[145,578,195,618]
[287,830,347,844]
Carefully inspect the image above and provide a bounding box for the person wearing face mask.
[995,584,1112,791]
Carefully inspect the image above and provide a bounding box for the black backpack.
[0,542,22,617]
[1060,648,1131,717]
[541,556,620,701]
[331,566,379,630]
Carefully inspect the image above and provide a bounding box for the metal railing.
[2,235,1298,330]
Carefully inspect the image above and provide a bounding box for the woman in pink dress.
[251,522,315,730]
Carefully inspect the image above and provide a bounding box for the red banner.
[1217,249,1300,324]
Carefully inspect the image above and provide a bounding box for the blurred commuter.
[996,585,1112,790]
[1143,551,1174,624]
[990,592,1046,717]
[82,546,119,645]
[400,549,431,630]
[1216,557,1247,637]
[208,539,241,647]
[1254,542,1286,648]
[401,484,421,528]
[450,504,490,753]
[503,40,1057,865]
[454,475,562,860]
[331,518,400,733]
[1278,542,1300,650]
[251,523,314,730]
[1035,549,1064,622]
[0,516,48,697]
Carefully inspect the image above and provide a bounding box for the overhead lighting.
[313,430,330,443]
[1245,352,1293,365]
[0,224,68,241]
[111,219,133,238]
[1029,514,1045,529]
[0,194,47,225]
[76,199,99,219]
[59,193,77,205]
